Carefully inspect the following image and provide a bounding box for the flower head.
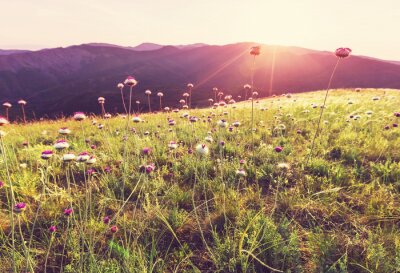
[2,102,12,108]
[195,144,209,156]
[18,100,27,105]
[59,127,71,135]
[157,92,164,97]
[14,202,27,213]
[54,139,69,150]
[250,46,261,56]
[335,47,352,58]
[48,225,57,233]
[117,83,124,89]
[145,90,152,95]
[0,116,9,126]
[76,151,90,162]
[41,150,53,159]
[98,97,105,104]
[275,146,283,153]
[124,76,137,87]
[64,208,73,216]
[110,225,118,233]
[73,112,86,121]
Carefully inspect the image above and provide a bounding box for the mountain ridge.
[0,42,399,118]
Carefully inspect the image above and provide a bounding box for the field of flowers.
[1,88,400,272]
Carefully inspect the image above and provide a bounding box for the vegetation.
[1,88,400,272]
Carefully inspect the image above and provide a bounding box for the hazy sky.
[0,0,398,60]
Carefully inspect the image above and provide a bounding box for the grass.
[0,88,400,272]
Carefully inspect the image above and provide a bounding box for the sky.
[0,0,399,60]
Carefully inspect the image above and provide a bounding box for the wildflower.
[145,164,155,174]
[145,90,152,95]
[117,83,124,89]
[393,123,398,128]
[124,76,137,87]
[103,216,110,224]
[98,124,104,129]
[168,141,178,149]
[14,202,27,213]
[250,46,261,56]
[372,96,380,101]
[277,162,291,170]
[236,169,247,177]
[204,135,213,142]
[20,163,27,169]
[110,225,118,233]
[64,208,73,216]
[132,116,142,123]
[168,119,176,126]
[104,113,111,119]
[232,121,240,127]
[195,144,209,156]
[91,144,97,149]
[240,159,245,165]
[0,116,9,126]
[87,168,96,175]
[48,226,57,233]
[59,127,71,135]
[275,146,283,153]
[142,147,151,155]
[41,150,53,160]
[0,181,4,188]
[98,97,105,104]
[54,139,69,150]
[62,153,76,162]
[217,119,228,128]
[2,102,11,108]
[157,92,163,97]
[73,112,86,121]
[384,125,390,130]
[335,47,352,58]
[18,100,27,105]
[76,152,90,162]
[394,112,400,118]
[87,156,96,164]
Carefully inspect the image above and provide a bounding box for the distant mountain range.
[0,42,399,119]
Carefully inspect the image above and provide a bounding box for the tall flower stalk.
[18,100,27,124]
[145,90,152,112]
[157,92,163,111]
[305,47,352,165]
[3,102,12,120]
[98,97,106,117]
[187,83,194,108]
[249,46,260,163]
[117,83,128,114]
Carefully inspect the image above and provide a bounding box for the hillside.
[0,89,400,272]
[0,43,400,118]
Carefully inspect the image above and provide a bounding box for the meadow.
[1,88,400,272]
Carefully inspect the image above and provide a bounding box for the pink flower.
[0,116,9,126]
[48,225,57,233]
[110,225,118,233]
[14,202,27,213]
[335,48,352,58]
[41,150,53,159]
[124,76,137,87]
[2,102,12,108]
[103,216,111,224]
[275,146,283,153]
[250,46,261,56]
[64,208,73,216]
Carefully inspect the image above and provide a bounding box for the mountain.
[0,42,399,119]
[0,49,31,55]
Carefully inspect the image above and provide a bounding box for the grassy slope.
[1,88,400,272]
